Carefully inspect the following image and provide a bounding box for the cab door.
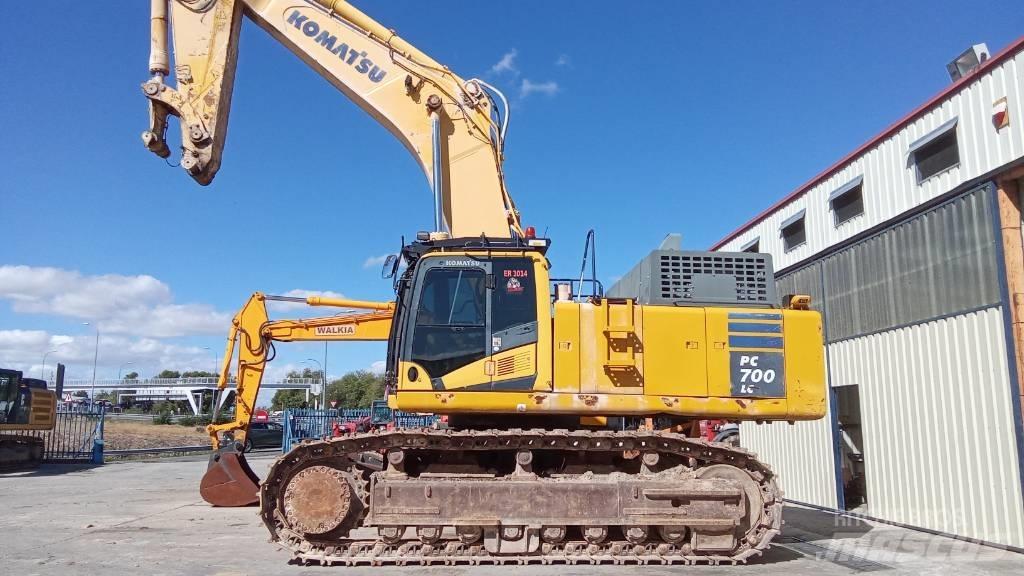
[404,260,491,391]
[488,258,539,391]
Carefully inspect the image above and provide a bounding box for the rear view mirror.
[381,254,399,279]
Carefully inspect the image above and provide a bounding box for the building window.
[908,118,959,183]
[741,238,760,253]
[780,210,806,252]
[829,176,865,226]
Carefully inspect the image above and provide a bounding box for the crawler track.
[259,429,782,566]
[0,435,44,472]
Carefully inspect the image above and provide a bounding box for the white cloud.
[0,265,228,337]
[554,54,571,67]
[363,254,394,269]
[0,329,214,380]
[490,49,519,76]
[369,360,386,374]
[520,79,560,98]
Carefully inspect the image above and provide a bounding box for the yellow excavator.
[0,365,62,470]
[142,0,827,565]
[200,291,393,505]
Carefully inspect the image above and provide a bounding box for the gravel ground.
[102,420,209,450]
[1,453,1021,575]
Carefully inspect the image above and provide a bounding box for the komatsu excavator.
[142,0,827,565]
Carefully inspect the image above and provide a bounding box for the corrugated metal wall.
[719,49,1024,271]
[822,188,1000,342]
[823,188,999,340]
[829,307,1024,547]
[739,412,839,508]
[777,186,1000,343]
[738,184,1024,547]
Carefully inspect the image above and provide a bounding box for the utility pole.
[83,322,99,401]
[303,358,323,410]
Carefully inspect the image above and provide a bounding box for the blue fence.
[281,407,437,453]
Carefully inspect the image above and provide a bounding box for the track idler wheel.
[200,444,260,507]
[282,464,361,538]
[696,464,765,545]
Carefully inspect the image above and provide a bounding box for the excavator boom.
[143,0,521,238]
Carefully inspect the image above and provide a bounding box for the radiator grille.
[658,253,771,303]
[607,250,778,308]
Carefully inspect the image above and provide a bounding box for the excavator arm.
[200,291,392,506]
[143,0,522,238]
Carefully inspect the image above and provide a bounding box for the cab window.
[0,372,15,424]
[411,268,487,377]
[416,268,486,326]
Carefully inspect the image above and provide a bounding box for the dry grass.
[103,419,210,450]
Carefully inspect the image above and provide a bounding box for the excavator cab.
[386,238,550,405]
[0,369,55,427]
[0,369,23,425]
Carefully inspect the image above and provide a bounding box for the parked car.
[245,421,283,452]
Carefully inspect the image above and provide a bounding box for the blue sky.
[1,2,1021,403]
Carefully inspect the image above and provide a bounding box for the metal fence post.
[91,408,105,464]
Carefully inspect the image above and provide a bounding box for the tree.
[271,389,308,411]
[270,368,330,411]
[156,369,180,379]
[95,390,116,402]
[123,371,139,381]
[326,370,384,409]
[286,368,323,382]
[72,390,88,398]
[181,370,217,378]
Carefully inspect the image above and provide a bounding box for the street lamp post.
[41,349,58,380]
[117,361,134,381]
[323,310,354,411]
[83,322,99,401]
[303,358,324,409]
[115,361,134,406]
[202,346,220,378]
[202,346,221,415]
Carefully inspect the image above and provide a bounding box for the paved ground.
[2,453,1021,575]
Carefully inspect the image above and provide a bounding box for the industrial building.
[709,40,1024,548]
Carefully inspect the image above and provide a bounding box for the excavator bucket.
[200,445,261,507]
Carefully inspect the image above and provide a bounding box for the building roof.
[711,35,1024,250]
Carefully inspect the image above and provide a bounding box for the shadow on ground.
[782,505,874,541]
[1,463,101,478]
